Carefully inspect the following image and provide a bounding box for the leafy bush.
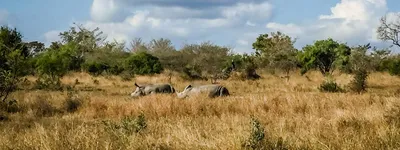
[298,38,351,76]
[319,78,344,93]
[102,113,147,135]
[349,69,369,93]
[124,51,163,75]
[82,61,109,76]
[63,91,82,113]
[34,45,74,89]
[242,117,266,149]
[32,98,59,117]
[0,99,26,113]
[181,64,204,80]
[388,59,400,76]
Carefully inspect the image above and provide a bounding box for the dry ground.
[1,71,400,149]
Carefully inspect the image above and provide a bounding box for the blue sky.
[0,0,400,53]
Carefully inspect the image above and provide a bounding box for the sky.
[0,0,400,53]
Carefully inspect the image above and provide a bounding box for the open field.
[1,71,400,149]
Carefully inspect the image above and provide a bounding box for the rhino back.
[145,84,173,93]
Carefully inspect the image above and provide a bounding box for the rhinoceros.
[176,84,230,98]
[130,82,176,97]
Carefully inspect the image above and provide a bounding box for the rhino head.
[176,84,192,99]
[130,82,146,97]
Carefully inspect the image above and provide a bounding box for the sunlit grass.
[1,70,400,149]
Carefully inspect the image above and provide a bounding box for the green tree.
[0,50,28,101]
[370,48,392,72]
[34,42,80,89]
[344,43,373,73]
[298,38,351,76]
[83,40,129,75]
[252,31,299,77]
[56,23,107,71]
[0,26,30,101]
[124,51,163,75]
[188,42,231,83]
[388,58,400,76]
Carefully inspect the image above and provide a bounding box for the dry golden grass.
[1,71,400,149]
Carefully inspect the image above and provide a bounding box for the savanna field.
[1,70,400,150]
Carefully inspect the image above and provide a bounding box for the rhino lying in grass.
[176,84,230,99]
[130,83,176,97]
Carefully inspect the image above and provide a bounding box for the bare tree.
[377,14,400,48]
[130,38,149,53]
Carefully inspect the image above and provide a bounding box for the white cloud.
[266,23,303,36]
[0,9,9,25]
[44,30,61,46]
[237,39,249,46]
[78,0,274,52]
[246,21,256,27]
[221,2,273,22]
[267,0,397,48]
[91,0,124,22]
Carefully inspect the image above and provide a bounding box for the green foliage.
[252,31,299,75]
[182,64,204,80]
[370,48,392,72]
[0,99,25,114]
[124,51,163,75]
[82,61,109,76]
[299,38,351,76]
[341,44,373,74]
[319,78,344,93]
[179,42,231,81]
[84,41,129,75]
[388,59,400,76]
[102,113,148,135]
[242,117,265,149]
[0,26,31,102]
[349,69,369,93]
[35,49,70,89]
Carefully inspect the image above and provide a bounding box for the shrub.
[181,64,204,80]
[119,71,133,81]
[34,49,69,89]
[319,78,344,93]
[349,69,368,93]
[82,61,109,76]
[388,59,400,76]
[63,91,82,113]
[34,75,63,91]
[0,99,26,113]
[102,113,147,136]
[32,98,59,117]
[124,51,163,75]
[242,117,266,149]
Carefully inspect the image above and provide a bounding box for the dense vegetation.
[0,14,400,149]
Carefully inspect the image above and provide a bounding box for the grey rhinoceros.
[176,84,230,98]
[130,82,176,97]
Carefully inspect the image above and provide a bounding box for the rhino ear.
[185,84,192,90]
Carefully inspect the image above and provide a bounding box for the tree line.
[1,14,400,100]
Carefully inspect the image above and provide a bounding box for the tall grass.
[1,71,400,149]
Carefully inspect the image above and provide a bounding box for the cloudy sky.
[1,0,400,53]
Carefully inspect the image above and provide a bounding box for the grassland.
[1,71,400,150]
